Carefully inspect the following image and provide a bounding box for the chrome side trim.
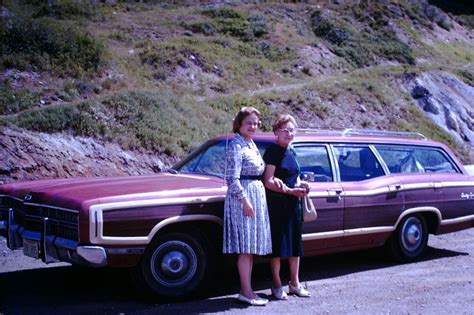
[440,214,474,226]
[89,195,224,244]
[85,186,473,245]
[303,207,443,240]
[303,227,393,241]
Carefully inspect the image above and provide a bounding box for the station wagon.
[1,129,473,298]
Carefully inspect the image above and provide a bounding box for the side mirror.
[300,172,315,182]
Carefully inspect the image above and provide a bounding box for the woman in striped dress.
[223,107,272,306]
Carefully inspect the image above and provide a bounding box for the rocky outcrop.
[409,71,474,145]
[0,127,172,184]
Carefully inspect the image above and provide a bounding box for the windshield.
[173,139,272,178]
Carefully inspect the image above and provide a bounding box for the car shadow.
[0,245,468,313]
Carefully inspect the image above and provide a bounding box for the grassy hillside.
[1,0,473,161]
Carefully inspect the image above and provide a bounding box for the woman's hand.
[289,187,308,198]
[273,177,289,193]
[242,197,255,216]
[298,181,310,193]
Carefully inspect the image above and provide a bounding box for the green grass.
[430,41,474,65]
[4,90,274,156]
[136,36,293,88]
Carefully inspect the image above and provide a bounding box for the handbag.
[302,195,317,222]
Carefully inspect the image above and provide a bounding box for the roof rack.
[296,128,428,140]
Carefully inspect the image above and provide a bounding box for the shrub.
[33,0,99,20]
[255,41,293,62]
[0,81,40,115]
[457,70,474,87]
[202,8,246,20]
[0,16,104,76]
[15,101,104,136]
[248,14,268,38]
[310,9,415,67]
[182,21,218,36]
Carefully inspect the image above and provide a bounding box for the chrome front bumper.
[0,208,107,267]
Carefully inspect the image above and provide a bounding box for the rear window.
[375,145,458,174]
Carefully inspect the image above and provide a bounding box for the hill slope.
[1,0,473,183]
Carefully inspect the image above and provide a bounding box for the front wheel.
[388,214,429,263]
[132,230,214,298]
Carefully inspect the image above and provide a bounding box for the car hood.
[0,173,226,210]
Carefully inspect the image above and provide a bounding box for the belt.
[240,175,262,180]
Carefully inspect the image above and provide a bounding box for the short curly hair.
[272,114,297,133]
[232,106,262,133]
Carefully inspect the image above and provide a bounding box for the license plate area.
[23,238,39,259]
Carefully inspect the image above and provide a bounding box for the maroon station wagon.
[1,129,474,298]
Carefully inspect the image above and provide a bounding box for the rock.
[411,85,430,99]
[0,127,172,184]
[420,97,439,114]
[445,111,459,131]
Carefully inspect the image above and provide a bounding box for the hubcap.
[401,217,423,252]
[150,240,197,287]
[162,250,189,275]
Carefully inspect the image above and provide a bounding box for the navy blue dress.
[263,144,303,258]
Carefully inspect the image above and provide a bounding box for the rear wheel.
[389,214,428,263]
[132,230,214,298]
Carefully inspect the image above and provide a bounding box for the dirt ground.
[1,228,473,314]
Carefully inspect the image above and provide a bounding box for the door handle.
[388,184,401,192]
[327,189,343,200]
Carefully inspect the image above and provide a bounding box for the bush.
[0,16,104,76]
[249,14,268,38]
[457,70,474,86]
[182,21,218,36]
[202,8,246,20]
[0,82,40,115]
[33,0,99,20]
[310,9,415,67]
[15,101,104,136]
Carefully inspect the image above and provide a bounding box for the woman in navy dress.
[263,114,311,300]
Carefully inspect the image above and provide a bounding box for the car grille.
[5,197,79,241]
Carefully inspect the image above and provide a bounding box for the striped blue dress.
[223,134,272,255]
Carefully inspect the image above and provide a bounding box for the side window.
[334,146,385,182]
[376,145,458,174]
[293,145,333,182]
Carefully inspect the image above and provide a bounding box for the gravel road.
[1,229,473,314]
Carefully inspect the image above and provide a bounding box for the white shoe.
[271,286,288,300]
[289,282,311,297]
[238,294,268,306]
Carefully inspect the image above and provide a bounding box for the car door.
[333,144,405,250]
[293,144,344,254]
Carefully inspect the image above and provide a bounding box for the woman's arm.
[263,165,307,197]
